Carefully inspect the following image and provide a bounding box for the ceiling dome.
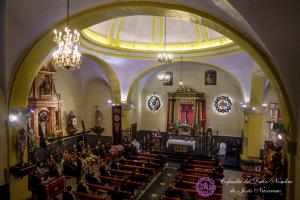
[82,15,234,52]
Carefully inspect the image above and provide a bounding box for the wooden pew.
[130,155,162,163]
[98,175,144,189]
[73,191,104,200]
[121,159,161,170]
[117,163,155,175]
[171,180,222,193]
[181,163,215,169]
[172,186,222,200]
[86,183,132,199]
[108,169,149,182]
[191,159,217,165]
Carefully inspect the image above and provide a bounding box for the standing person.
[76,153,82,184]
[76,180,88,193]
[62,186,75,200]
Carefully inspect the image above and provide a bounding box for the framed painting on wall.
[205,70,217,85]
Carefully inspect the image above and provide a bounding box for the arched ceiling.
[82,15,234,52]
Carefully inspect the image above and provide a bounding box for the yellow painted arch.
[126,60,247,103]
[81,52,121,103]
[9,2,294,132]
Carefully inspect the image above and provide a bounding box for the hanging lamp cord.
[180,56,183,82]
[67,0,70,27]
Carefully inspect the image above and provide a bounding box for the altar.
[166,139,196,151]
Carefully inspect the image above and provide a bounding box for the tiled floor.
[139,163,179,200]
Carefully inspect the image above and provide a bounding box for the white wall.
[131,62,245,137]
[53,60,113,136]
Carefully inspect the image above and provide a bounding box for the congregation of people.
[29,136,168,200]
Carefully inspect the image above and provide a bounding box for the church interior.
[1,1,300,200]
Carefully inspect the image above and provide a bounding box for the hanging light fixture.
[179,56,183,86]
[52,0,81,71]
[158,16,173,83]
[158,16,173,64]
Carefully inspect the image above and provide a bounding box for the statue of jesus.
[17,127,28,166]
[95,105,102,128]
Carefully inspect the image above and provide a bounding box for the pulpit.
[40,176,66,200]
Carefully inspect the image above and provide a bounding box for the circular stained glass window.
[147,94,161,112]
[214,96,232,114]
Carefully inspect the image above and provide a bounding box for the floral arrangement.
[28,140,38,153]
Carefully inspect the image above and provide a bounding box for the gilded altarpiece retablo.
[28,64,62,147]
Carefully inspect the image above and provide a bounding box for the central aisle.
[139,163,178,200]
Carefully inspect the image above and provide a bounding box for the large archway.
[8,2,296,199]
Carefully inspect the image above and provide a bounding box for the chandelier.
[157,17,173,82]
[157,71,171,82]
[52,0,81,71]
[157,16,173,64]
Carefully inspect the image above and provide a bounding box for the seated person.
[110,185,121,200]
[110,161,119,170]
[48,160,59,177]
[183,156,193,164]
[86,172,101,185]
[76,180,88,193]
[120,178,134,194]
[99,165,110,177]
[131,139,141,152]
[62,185,75,200]
[129,171,140,182]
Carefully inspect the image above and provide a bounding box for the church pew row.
[162,186,222,200]
[117,163,155,176]
[108,169,150,182]
[73,191,105,200]
[129,155,163,163]
[181,163,216,169]
[170,180,223,193]
[98,175,145,190]
[138,153,168,161]
[86,183,133,199]
[120,159,161,170]
[189,159,218,166]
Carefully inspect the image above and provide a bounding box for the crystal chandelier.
[158,17,173,82]
[157,17,173,64]
[157,71,171,82]
[52,0,81,71]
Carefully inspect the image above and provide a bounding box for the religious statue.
[17,127,28,165]
[95,105,102,128]
[262,141,282,179]
[66,111,77,134]
[39,75,51,95]
[92,106,104,134]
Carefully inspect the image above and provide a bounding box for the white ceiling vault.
[81,45,254,103]
[82,15,233,52]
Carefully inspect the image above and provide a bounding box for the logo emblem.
[147,94,161,112]
[195,177,216,197]
[214,96,232,114]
